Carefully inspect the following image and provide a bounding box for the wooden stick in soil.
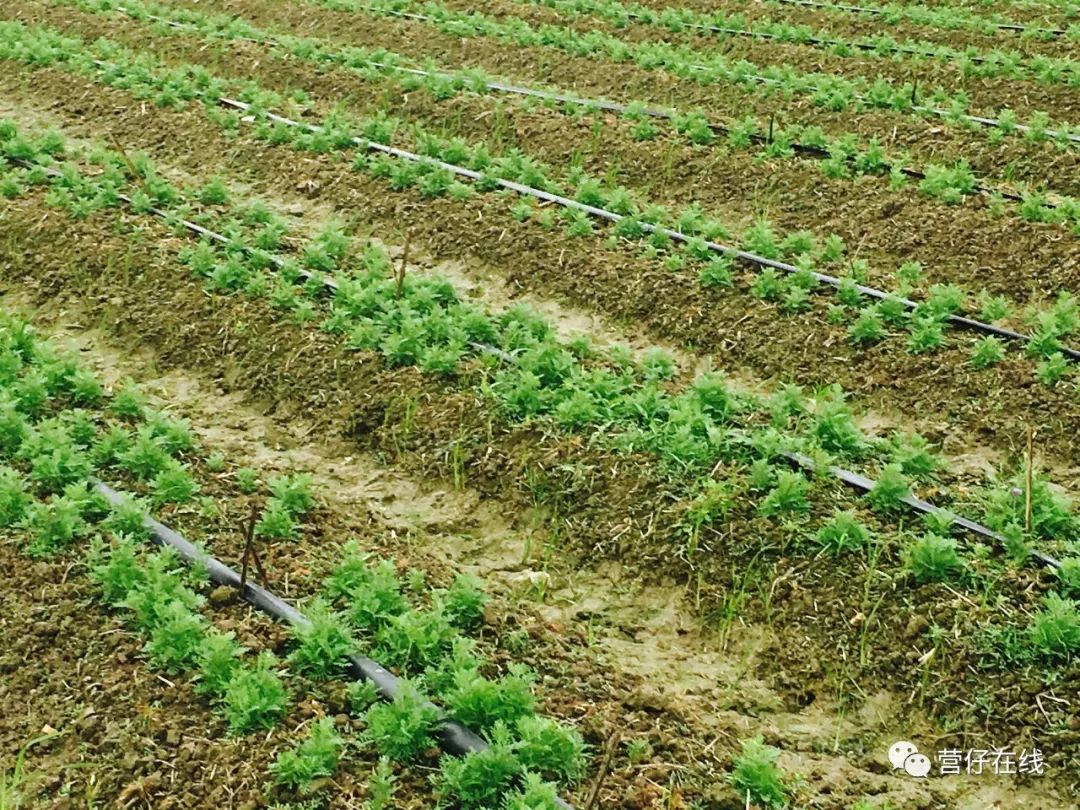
[395,230,411,300]
[1025,427,1035,534]
[239,502,267,591]
[108,133,152,198]
[583,729,621,810]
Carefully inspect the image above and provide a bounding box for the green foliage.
[23,431,92,494]
[905,533,963,583]
[151,462,199,505]
[1028,593,1080,661]
[195,629,244,697]
[89,533,146,605]
[222,652,289,734]
[234,467,260,494]
[888,433,939,480]
[366,757,397,810]
[255,498,300,541]
[346,679,380,713]
[22,496,86,557]
[0,465,30,527]
[503,773,564,810]
[437,573,488,630]
[436,725,523,809]
[1036,353,1069,385]
[118,430,173,480]
[970,336,1005,369]
[848,309,885,344]
[906,316,945,354]
[984,473,1076,541]
[814,511,871,554]
[271,717,344,791]
[812,396,864,455]
[328,552,408,632]
[729,736,787,809]
[364,680,440,760]
[109,379,146,420]
[102,494,151,541]
[444,665,536,734]
[268,473,315,515]
[1058,559,1080,597]
[865,464,910,513]
[515,715,586,784]
[144,601,207,673]
[757,470,810,516]
[288,598,356,681]
[375,607,456,672]
[121,548,202,632]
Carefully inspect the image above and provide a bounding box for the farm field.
[0,0,1078,807]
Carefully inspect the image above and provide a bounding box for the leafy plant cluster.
[526,0,1080,89]
[5,26,1077,386]
[315,544,586,806]
[336,0,1079,148]
[79,0,1080,234]
[90,536,289,733]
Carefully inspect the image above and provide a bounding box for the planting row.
[85,0,1080,235]
[3,17,1078,386]
[517,0,1080,86]
[0,311,591,808]
[3,117,1078,589]
[331,0,1080,146]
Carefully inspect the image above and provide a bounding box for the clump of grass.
[904,533,963,583]
[271,717,344,792]
[729,736,788,809]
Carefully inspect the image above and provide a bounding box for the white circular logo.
[904,752,932,778]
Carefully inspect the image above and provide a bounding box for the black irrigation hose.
[773,0,1070,37]
[91,482,577,808]
[782,452,1063,569]
[363,4,1080,145]
[219,97,1080,362]
[121,6,1065,209]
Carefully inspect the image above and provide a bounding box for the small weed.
[729,736,787,808]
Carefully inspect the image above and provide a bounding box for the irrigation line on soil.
[4,142,1063,570]
[783,452,1062,569]
[119,6,1066,210]
[91,481,578,809]
[358,4,1080,145]
[772,0,1070,37]
[218,96,1080,362]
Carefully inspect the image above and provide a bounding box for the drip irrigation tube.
[91,482,577,808]
[360,4,1080,145]
[612,8,1005,65]
[120,6,1066,210]
[772,0,1070,37]
[6,148,1065,572]
[219,96,1080,362]
[782,452,1062,569]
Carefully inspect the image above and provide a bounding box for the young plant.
[363,680,440,760]
[436,573,488,630]
[254,498,300,541]
[436,724,523,810]
[1028,593,1080,661]
[288,598,356,680]
[144,601,207,673]
[0,466,30,527]
[865,464,911,513]
[757,470,811,516]
[222,652,289,734]
[814,511,871,554]
[729,736,787,809]
[904,533,963,583]
[194,629,245,697]
[515,715,587,784]
[444,665,536,734]
[970,336,1006,369]
[271,717,344,792]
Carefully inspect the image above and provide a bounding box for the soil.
[1,1,1079,807]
